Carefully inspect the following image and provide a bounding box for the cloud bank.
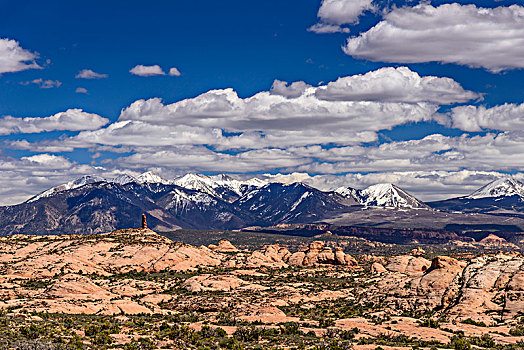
[0,109,109,135]
[343,3,524,72]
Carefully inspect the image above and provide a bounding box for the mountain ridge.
[2,172,523,235]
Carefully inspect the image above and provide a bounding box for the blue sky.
[0,0,523,204]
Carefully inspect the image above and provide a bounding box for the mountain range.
[0,172,523,235]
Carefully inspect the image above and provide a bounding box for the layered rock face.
[366,252,524,324]
[443,255,524,323]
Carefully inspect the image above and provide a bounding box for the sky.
[0,0,523,205]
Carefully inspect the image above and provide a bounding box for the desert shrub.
[84,321,119,336]
[419,318,440,328]
[450,335,471,350]
[197,325,227,339]
[216,311,237,326]
[461,318,487,327]
[318,318,335,328]
[313,339,354,350]
[233,326,262,342]
[123,337,155,350]
[278,322,303,335]
[510,325,524,336]
[19,324,47,340]
[470,333,495,348]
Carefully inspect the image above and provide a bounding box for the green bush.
[419,319,440,328]
[461,318,487,327]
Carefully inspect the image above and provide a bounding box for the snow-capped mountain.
[429,177,524,214]
[27,175,106,203]
[6,173,523,235]
[236,182,357,225]
[336,183,428,209]
[465,177,524,199]
[136,171,173,185]
[27,171,172,203]
[174,173,266,202]
[112,171,173,185]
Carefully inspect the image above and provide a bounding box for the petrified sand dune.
[248,241,358,268]
[1,226,523,329]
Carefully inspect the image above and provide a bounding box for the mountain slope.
[174,173,266,202]
[1,182,182,235]
[429,177,524,214]
[336,183,428,209]
[236,182,359,225]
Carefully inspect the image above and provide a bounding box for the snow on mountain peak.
[336,183,427,209]
[135,171,171,184]
[466,177,524,199]
[174,173,267,200]
[27,174,106,203]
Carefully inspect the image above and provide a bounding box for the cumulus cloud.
[101,89,435,150]
[0,38,41,74]
[344,3,524,72]
[309,0,374,34]
[315,67,480,104]
[20,79,62,89]
[130,64,165,76]
[270,80,312,98]
[168,67,181,76]
[450,103,524,132]
[75,69,107,79]
[318,0,374,25]
[75,87,88,94]
[6,65,523,203]
[117,68,449,134]
[0,109,109,135]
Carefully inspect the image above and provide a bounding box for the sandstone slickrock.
[443,254,524,323]
[247,241,357,268]
[288,241,358,267]
[209,239,239,253]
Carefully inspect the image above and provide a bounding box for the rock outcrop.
[442,255,524,323]
[209,240,239,253]
[248,241,357,268]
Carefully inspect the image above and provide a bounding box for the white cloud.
[315,66,480,104]
[450,103,524,132]
[20,78,62,89]
[117,68,445,134]
[317,0,374,25]
[291,132,524,174]
[344,3,524,72]
[0,38,41,74]
[270,80,312,98]
[263,170,524,202]
[110,147,310,173]
[0,109,109,135]
[307,23,350,34]
[76,87,88,94]
[75,69,107,79]
[0,154,129,206]
[168,67,181,76]
[130,64,165,76]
